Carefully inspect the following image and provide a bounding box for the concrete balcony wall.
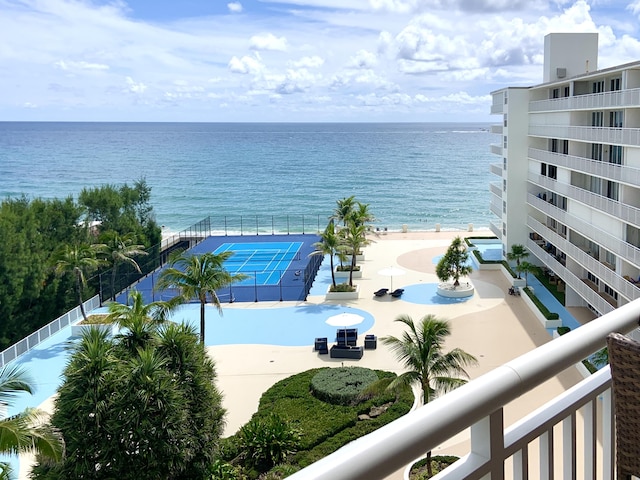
[529,125,640,147]
[529,87,640,112]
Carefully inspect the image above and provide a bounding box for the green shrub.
[310,367,379,406]
[209,459,246,480]
[557,326,571,336]
[335,265,360,272]
[329,283,356,292]
[238,413,301,472]
[409,455,460,479]
[523,287,559,320]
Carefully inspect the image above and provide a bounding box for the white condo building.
[490,32,640,317]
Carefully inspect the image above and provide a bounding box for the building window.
[592,80,604,93]
[564,86,570,97]
[503,223,506,236]
[610,78,621,91]
[607,181,619,201]
[541,163,547,176]
[548,165,557,180]
[587,272,599,285]
[610,110,624,128]
[552,88,560,99]
[550,138,558,153]
[591,111,603,127]
[562,140,569,155]
[609,145,623,165]
[503,136,507,148]
[504,114,507,127]
[604,284,618,301]
[591,143,603,161]
[503,157,507,170]
[503,179,507,192]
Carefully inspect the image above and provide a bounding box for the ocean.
[0,122,495,233]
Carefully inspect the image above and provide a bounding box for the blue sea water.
[0,122,495,232]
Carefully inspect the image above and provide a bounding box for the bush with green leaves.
[238,413,301,471]
[32,322,225,480]
[223,368,413,477]
[310,366,379,405]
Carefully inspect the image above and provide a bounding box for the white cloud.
[54,60,110,72]
[0,0,639,121]
[228,54,265,75]
[250,33,288,52]
[347,50,378,69]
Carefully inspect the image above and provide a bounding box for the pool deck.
[26,229,595,479]
[209,230,593,479]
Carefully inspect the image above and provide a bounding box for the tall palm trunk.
[199,298,206,344]
[75,269,88,321]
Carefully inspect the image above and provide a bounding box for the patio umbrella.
[326,312,364,345]
[378,266,406,291]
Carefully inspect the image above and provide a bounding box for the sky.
[1,0,640,123]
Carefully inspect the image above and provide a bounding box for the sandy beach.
[28,229,592,479]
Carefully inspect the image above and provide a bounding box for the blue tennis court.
[214,241,303,286]
[120,234,322,303]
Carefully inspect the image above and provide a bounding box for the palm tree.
[331,196,356,227]
[52,243,105,321]
[154,251,247,344]
[382,314,477,476]
[348,201,376,230]
[107,290,181,353]
[101,231,148,301]
[0,365,64,478]
[517,261,540,288]
[506,244,529,279]
[310,220,346,289]
[342,222,370,287]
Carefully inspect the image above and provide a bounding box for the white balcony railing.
[529,88,640,112]
[528,125,640,147]
[289,300,640,479]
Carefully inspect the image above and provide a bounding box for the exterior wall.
[490,32,640,316]
[543,33,598,83]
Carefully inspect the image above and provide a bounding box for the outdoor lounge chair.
[374,288,389,297]
[607,332,640,479]
[390,288,404,298]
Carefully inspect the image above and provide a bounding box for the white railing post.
[562,414,576,480]
[470,410,505,479]
[582,400,596,480]
[539,429,553,480]
[602,389,614,480]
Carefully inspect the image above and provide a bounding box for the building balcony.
[489,181,503,198]
[490,124,503,134]
[528,193,640,268]
[529,87,640,113]
[528,216,640,303]
[489,220,502,238]
[290,299,640,479]
[490,143,503,156]
[528,125,640,147]
[490,162,503,177]
[491,103,504,114]
[528,172,640,226]
[528,148,640,188]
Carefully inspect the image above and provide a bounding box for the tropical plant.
[435,236,472,287]
[381,314,477,476]
[506,244,529,279]
[517,261,540,287]
[342,222,371,287]
[0,365,64,478]
[238,413,301,471]
[348,201,376,230]
[32,322,225,479]
[591,347,609,369]
[100,231,148,301]
[154,251,247,344]
[310,220,346,289]
[51,242,106,321]
[331,196,356,227]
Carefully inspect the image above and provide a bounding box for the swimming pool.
[165,303,375,346]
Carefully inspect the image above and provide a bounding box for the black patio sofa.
[329,344,364,359]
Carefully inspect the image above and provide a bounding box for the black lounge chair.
[390,288,404,298]
[374,288,389,297]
